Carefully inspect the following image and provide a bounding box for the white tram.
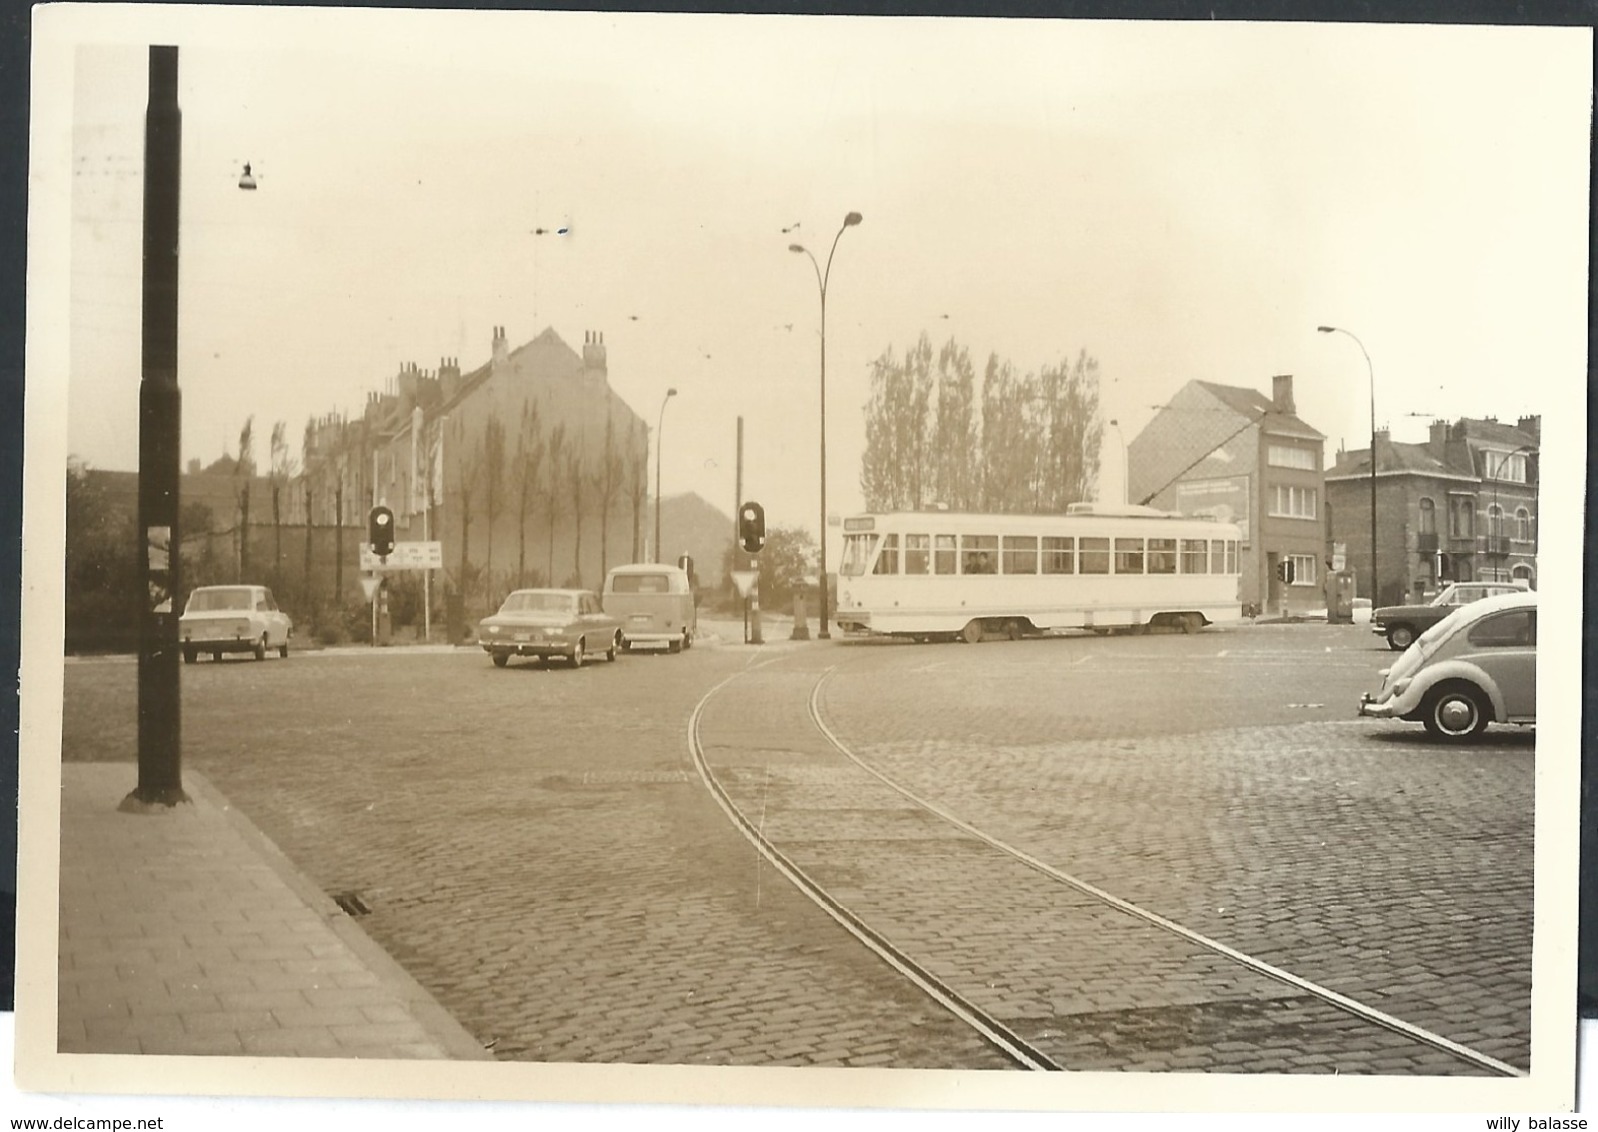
[831,503,1243,641]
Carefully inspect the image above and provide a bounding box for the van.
[602,564,697,653]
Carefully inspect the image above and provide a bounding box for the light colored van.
[602,564,697,653]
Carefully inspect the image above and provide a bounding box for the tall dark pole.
[125,46,186,810]
[1319,326,1376,604]
[653,387,676,563]
[791,212,862,639]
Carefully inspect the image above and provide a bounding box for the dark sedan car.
[1371,581,1523,651]
[478,588,623,668]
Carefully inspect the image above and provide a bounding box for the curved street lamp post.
[790,211,863,639]
[1318,326,1377,603]
[654,387,677,564]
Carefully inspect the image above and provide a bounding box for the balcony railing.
[1480,535,1512,556]
[1416,531,1439,553]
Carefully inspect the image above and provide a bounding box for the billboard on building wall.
[1174,476,1251,544]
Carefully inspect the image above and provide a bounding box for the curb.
[183,769,495,1061]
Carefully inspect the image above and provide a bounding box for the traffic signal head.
[1276,560,1295,584]
[369,505,395,558]
[738,501,766,554]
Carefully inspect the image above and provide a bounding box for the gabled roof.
[1192,381,1325,441]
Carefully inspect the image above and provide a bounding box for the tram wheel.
[961,620,984,645]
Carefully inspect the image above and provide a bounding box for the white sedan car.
[1358,590,1535,742]
[179,585,294,663]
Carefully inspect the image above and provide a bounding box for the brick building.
[1128,375,1326,615]
[1326,416,1538,606]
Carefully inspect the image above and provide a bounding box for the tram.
[831,503,1243,641]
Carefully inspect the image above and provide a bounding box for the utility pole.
[124,45,186,810]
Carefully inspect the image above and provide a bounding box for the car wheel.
[183,648,197,665]
[254,635,267,661]
[570,638,585,667]
[491,651,510,668]
[1386,624,1415,651]
[607,632,620,662]
[1422,682,1491,741]
[683,629,693,651]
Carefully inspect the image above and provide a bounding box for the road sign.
[731,570,759,598]
[360,540,444,572]
[1332,542,1347,573]
[359,575,382,602]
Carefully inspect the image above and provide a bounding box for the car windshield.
[500,591,576,614]
[185,588,252,612]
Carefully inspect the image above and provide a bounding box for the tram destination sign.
[359,540,444,571]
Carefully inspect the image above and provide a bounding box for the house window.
[1418,497,1436,534]
[1287,554,1317,587]
[1269,484,1317,520]
[1516,508,1532,542]
[1267,445,1317,470]
[1484,450,1529,483]
[1448,495,1475,538]
[1486,504,1505,538]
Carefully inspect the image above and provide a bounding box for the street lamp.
[654,387,677,563]
[790,210,863,639]
[1318,326,1377,603]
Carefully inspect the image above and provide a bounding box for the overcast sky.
[47,9,1591,555]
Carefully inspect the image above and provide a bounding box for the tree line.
[860,333,1103,514]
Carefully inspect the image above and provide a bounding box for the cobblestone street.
[58,620,1534,1074]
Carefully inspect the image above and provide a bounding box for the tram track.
[688,648,1527,1077]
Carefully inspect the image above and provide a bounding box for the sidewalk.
[56,763,494,1059]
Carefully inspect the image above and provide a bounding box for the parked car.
[1358,589,1535,742]
[602,564,697,653]
[1372,581,1523,651]
[179,584,293,663]
[479,588,623,668]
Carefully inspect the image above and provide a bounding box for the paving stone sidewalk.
[57,763,493,1059]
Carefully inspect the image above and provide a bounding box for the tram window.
[1115,538,1145,574]
[962,534,998,574]
[1079,537,1110,574]
[1041,536,1074,574]
[1226,540,1239,574]
[873,533,900,575]
[1181,539,1208,574]
[1210,540,1225,574]
[934,534,958,575]
[904,534,931,575]
[1148,538,1177,575]
[1003,535,1039,575]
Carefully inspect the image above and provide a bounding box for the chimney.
[1372,428,1391,472]
[1271,374,1295,415]
[1517,414,1541,441]
[1428,419,1449,459]
[492,325,509,368]
[582,330,608,382]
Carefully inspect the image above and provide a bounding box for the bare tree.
[541,424,568,586]
[509,401,545,588]
[301,419,316,607]
[625,420,647,563]
[451,417,484,599]
[565,443,587,587]
[236,417,255,579]
[482,416,507,599]
[268,420,295,587]
[596,410,625,578]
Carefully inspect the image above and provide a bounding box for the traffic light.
[738,502,766,554]
[369,505,395,558]
[1276,559,1296,584]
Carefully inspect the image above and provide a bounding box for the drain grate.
[332,891,371,917]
